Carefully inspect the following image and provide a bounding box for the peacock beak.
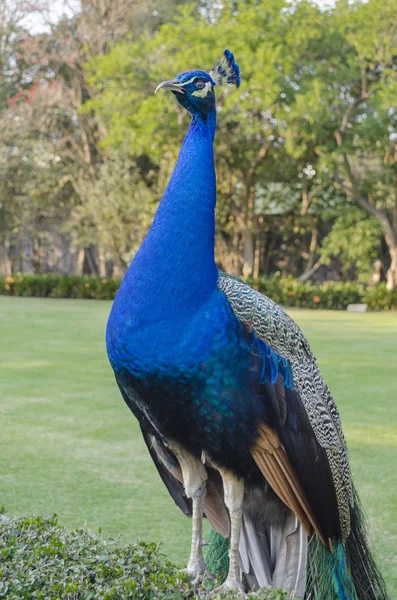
[155,80,185,94]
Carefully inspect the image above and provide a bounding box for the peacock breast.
[107,291,265,475]
[106,288,231,377]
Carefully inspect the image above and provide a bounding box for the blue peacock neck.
[121,109,218,322]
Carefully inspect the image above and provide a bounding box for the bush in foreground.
[0,514,290,599]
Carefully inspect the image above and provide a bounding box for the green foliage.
[251,277,365,310]
[364,283,397,311]
[0,514,192,599]
[83,0,397,284]
[73,153,157,269]
[2,0,397,283]
[1,273,397,310]
[320,210,382,281]
[251,277,397,310]
[0,274,119,300]
[0,514,289,600]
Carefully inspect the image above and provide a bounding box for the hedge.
[0,513,290,599]
[1,273,397,310]
[0,274,119,300]
[250,277,397,311]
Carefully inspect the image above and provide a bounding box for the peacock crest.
[209,49,241,88]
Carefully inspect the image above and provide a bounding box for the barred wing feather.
[218,271,353,539]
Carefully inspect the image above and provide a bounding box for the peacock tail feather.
[205,528,230,583]
[344,484,388,600]
[305,537,358,600]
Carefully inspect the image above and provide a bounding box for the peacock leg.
[168,442,209,585]
[215,469,245,594]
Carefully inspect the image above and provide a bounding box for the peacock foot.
[212,578,246,597]
[179,557,211,587]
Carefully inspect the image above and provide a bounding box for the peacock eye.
[194,80,206,90]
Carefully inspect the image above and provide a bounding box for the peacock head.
[155,49,240,118]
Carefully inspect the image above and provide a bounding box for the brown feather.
[204,476,230,537]
[255,448,313,536]
[252,448,289,506]
[252,423,327,546]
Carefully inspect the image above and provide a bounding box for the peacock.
[106,50,389,599]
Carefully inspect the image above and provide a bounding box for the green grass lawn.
[1,297,396,596]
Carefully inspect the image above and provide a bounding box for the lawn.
[0,297,396,596]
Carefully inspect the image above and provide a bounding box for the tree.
[87,0,322,277]
[0,0,39,275]
[3,0,396,284]
[331,0,397,289]
[279,0,397,287]
[1,0,190,275]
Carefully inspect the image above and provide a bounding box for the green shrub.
[0,274,120,301]
[1,273,396,310]
[0,514,192,599]
[363,283,397,311]
[250,276,397,311]
[0,514,290,600]
[250,277,365,310]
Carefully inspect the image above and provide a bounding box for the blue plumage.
[106,42,309,578]
[108,282,294,478]
[106,60,294,474]
[106,50,388,600]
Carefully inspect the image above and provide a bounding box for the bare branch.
[298,259,321,282]
[335,93,369,146]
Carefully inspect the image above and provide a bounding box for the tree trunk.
[98,246,107,277]
[373,212,397,290]
[335,88,397,287]
[111,257,126,278]
[301,180,310,216]
[299,260,321,282]
[337,152,397,289]
[215,234,240,276]
[389,177,397,289]
[370,259,382,285]
[83,245,99,275]
[76,248,85,274]
[386,246,397,290]
[299,223,319,281]
[21,231,33,273]
[253,237,260,279]
[0,232,12,276]
[242,227,255,278]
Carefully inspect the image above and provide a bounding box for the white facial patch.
[191,81,212,98]
[180,76,197,87]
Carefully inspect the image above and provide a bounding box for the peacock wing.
[218,270,353,542]
[142,428,230,537]
[115,373,230,536]
[251,421,326,545]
